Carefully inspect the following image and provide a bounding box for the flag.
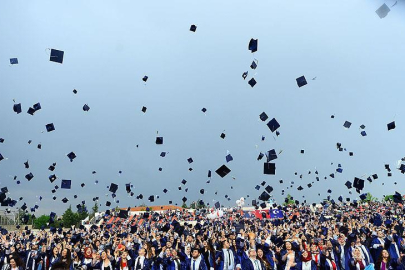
[269,209,284,219]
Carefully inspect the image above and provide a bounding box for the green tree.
[282,194,295,206]
[33,215,50,229]
[62,205,79,228]
[89,202,99,220]
[181,202,188,209]
[384,195,394,201]
[77,203,88,221]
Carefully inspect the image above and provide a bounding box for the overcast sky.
[1,0,405,216]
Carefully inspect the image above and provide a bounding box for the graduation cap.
[61,180,71,189]
[259,112,269,122]
[296,76,307,87]
[187,158,193,164]
[182,197,187,203]
[387,121,395,131]
[226,154,233,162]
[49,174,57,183]
[50,49,64,64]
[248,38,258,53]
[48,163,56,171]
[10,58,18,65]
[216,165,231,178]
[0,153,3,162]
[220,133,226,139]
[50,212,56,223]
[156,137,163,144]
[338,196,343,202]
[360,193,367,200]
[242,71,248,80]
[109,183,118,193]
[13,103,22,114]
[263,163,276,175]
[259,191,270,201]
[267,118,280,132]
[248,78,256,87]
[106,201,111,207]
[393,192,403,203]
[37,143,42,149]
[345,181,352,189]
[142,76,148,82]
[141,106,147,113]
[83,104,90,111]
[215,201,220,209]
[297,186,303,191]
[190,24,197,32]
[46,123,55,132]
[126,184,131,193]
[361,131,367,136]
[376,3,390,19]
[257,152,264,160]
[265,185,273,193]
[353,177,364,191]
[67,152,76,162]
[148,195,154,202]
[266,149,277,161]
[27,107,36,115]
[343,121,352,129]
[61,198,69,203]
[33,103,41,111]
[181,179,187,185]
[25,173,34,181]
[250,60,258,69]
[73,89,77,94]
[24,160,29,169]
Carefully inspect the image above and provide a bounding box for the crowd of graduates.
[1,201,405,270]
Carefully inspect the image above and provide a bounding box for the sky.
[0,0,405,216]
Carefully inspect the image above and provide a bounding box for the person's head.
[166,241,172,248]
[379,249,390,262]
[62,248,70,259]
[172,249,178,257]
[10,258,17,268]
[248,249,257,259]
[101,251,107,260]
[138,248,146,257]
[222,240,230,249]
[31,244,38,251]
[191,249,200,259]
[326,240,333,250]
[53,246,59,256]
[257,249,264,258]
[310,243,318,253]
[285,241,292,250]
[121,251,128,259]
[352,247,362,260]
[378,231,384,238]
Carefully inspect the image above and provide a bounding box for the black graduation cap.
[181,179,187,185]
[25,173,34,181]
[353,177,364,191]
[148,195,154,202]
[250,60,258,69]
[259,112,268,121]
[387,121,395,131]
[266,149,277,161]
[27,107,36,115]
[259,191,270,201]
[10,58,18,64]
[248,78,256,87]
[33,103,41,111]
[267,118,280,132]
[343,121,352,129]
[0,153,3,162]
[61,180,71,189]
[372,174,378,179]
[265,185,273,193]
[37,143,42,149]
[73,89,77,94]
[49,174,57,183]
[226,154,233,162]
[216,164,231,178]
[1,187,8,194]
[50,212,56,223]
[263,162,276,175]
[296,76,307,87]
[109,183,118,193]
[46,123,55,132]
[248,38,258,53]
[83,104,90,111]
[190,24,197,32]
[126,184,131,193]
[50,49,64,64]
[106,201,111,207]
[260,202,266,209]
[0,138,3,143]
[156,137,163,144]
[220,133,226,139]
[67,152,76,162]
[80,183,85,187]
[182,197,187,203]
[61,198,69,203]
[297,186,303,191]
[360,193,367,200]
[393,192,403,203]
[48,163,56,171]
[242,71,248,80]
[200,189,204,194]
[24,160,29,169]
[13,103,22,114]
[215,201,220,209]
[187,158,193,164]
[345,181,352,189]
[142,76,148,82]
[257,152,264,160]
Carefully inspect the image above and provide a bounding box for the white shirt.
[191,256,202,270]
[222,249,234,270]
[249,258,262,270]
[302,261,312,270]
[135,256,145,269]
